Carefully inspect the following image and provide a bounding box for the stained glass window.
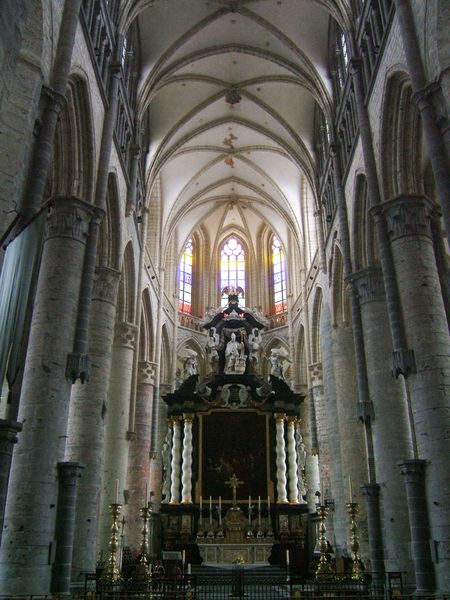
[179,238,193,313]
[220,237,245,306]
[272,236,287,314]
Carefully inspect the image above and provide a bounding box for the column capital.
[137,360,157,385]
[183,413,195,423]
[398,458,427,482]
[361,482,381,498]
[274,413,286,423]
[57,461,85,481]
[286,416,297,425]
[45,196,103,243]
[92,266,121,304]
[349,267,385,304]
[0,420,22,452]
[308,362,323,384]
[113,321,138,349]
[381,195,437,241]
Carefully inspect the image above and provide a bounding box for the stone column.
[170,417,182,504]
[399,460,435,593]
[125,360,156,551]
[361,484,384,585]
[332,325,369,560]
[51,461,84,594]
[0,419,22,543]
[351,266,414,580]
[161,421,173,504]
[308,363,332,501]
[181,414,194,504]
[382,195,450,589]
[65,266,120,580]
[274,414,288,504]
[286,417,299,504]
[320,304,344,553]
[98,320,137,556]
[0,197,97,595]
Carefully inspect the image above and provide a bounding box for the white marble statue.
[267,347,291,381]
[224,332,246,374]
[183,353,198,379]
[248,328,262,364]
[206,327,220,373]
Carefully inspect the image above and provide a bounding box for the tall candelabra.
[102,503,123,583]
[346,502,364,581]
[315,502,334,580]
[132,504,152,583]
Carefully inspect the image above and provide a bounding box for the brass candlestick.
[102,503,123,583]
[132,505,152,583]
[346,502,364,581]
[315,503,334,580]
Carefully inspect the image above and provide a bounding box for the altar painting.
[201,411,268,500]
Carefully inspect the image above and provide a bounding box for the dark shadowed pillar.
[51,461,84,594]
[0,419,22,542]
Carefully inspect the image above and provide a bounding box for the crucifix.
[225,473,244,507]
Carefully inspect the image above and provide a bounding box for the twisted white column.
[161,421,173,504]
[275,414,288,503]
[169,417,182,504]
[295,420,308,504]
[181,414,194,504]
[286,417,299,504]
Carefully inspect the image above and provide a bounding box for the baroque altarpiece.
[160,291,309,570]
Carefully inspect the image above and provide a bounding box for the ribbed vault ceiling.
[124,0,340,258]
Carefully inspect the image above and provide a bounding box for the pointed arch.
[296,325,307,387]
[116,242,136,324]
[97,173,122,269]
[48,75,95,203]
[352,174,377,270]
[331,243,349,327]
[160,323,172,385]
[310,287,323,364]
[380,71,423,199]
[139,288,154,361]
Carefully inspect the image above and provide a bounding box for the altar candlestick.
[209,496,212,525]
[267,495,270,512]
[200,495,202,511]
[320,481,324,503]
[286,549,290,565]
[219,496,221,511]
[258,496,261,511]
[349,475,353,503]
[115,479,119,504]
[187,563,191,575]
[248,495,251,510]
[182,549,185,566]
[145,483,148,507]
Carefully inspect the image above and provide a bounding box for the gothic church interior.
[0,0,449,595]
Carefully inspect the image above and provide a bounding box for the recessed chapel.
[0,0,449,596]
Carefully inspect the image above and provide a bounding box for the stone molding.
[380,195,437,241]
[113,321,138,349]
[350,267,385,304]
[398,458,427,482]
[361,482,380,498]
[57,461,85,483]
[308,362,323,384]
[45,196,99,243]
[137,360,157,385]
[92,266,121,305]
